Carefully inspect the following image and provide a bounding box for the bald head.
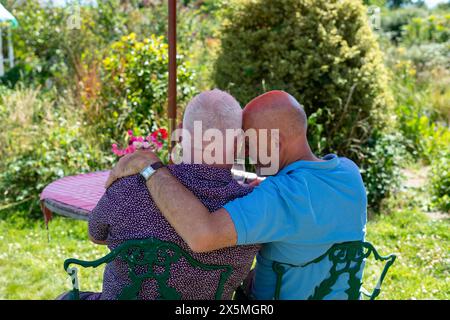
[242,91,319,173]
[243,90,308,138]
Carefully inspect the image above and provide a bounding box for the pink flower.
[112,143,126,156]
[125,145,136,154]
[154,141,163,150]
[112,128,168,157]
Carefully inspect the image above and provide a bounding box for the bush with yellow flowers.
[100,33,197,141]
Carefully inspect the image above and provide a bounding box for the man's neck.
[281,141,323,170]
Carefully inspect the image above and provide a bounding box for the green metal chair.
[63,238,233,300]
[272,241,396,300]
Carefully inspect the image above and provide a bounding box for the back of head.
[242,91,313,173]
[243,90,308,138]
[182,89,242,164]
[183,89,242,133]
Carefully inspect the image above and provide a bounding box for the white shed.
[0,3,18,77]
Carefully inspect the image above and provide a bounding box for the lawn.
[0,211,107,299]
[365,208,449,299]
[0,203,448,300]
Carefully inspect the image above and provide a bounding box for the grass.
[0,202,448,300]
[0,211,107,300]
[365,208,449,299]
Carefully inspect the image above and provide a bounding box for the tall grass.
[0,86,114,216]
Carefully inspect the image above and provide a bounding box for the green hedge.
[214,0,396,208]
[214,0,391,162]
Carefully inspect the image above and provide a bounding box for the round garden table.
[40,171,109,225]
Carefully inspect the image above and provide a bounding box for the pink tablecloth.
[40,171,109,224]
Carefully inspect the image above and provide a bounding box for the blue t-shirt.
[224,154,367,299]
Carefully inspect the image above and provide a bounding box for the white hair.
[183,89,242,133]
[181,89,242,163]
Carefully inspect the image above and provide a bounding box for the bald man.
[106,90,367,300]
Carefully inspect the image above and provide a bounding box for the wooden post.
[168,0,177,152]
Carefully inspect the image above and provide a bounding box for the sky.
[44,0,449,8]
[424,0,448,7]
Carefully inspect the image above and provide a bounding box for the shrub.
[214,0,391,164]
[395,43,450,74]
[3,1,91,88]
[380,7,428,43]
[389,55,450,160]
[387,44,449,123]
[360,131,406,211]
[390,59,432,157]
[98,33,197,142]
[402,14,450,46]
[0,87,113,217]
[429,154,450,213]
[387,48,449,213]
[2,0,136,89]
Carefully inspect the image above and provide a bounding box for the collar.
[278,154,340,175]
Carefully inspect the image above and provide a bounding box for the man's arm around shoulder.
[146,168,238,253]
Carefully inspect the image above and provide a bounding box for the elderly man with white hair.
[58,89,260,300]
[178,88,244,166]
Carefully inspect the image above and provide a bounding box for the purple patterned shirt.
[88,163,260,300]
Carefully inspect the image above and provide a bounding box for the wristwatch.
[140,161,165,181]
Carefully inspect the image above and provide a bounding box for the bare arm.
[105,150,238,253]
[146,168,237,252]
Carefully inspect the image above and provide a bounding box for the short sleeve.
[224,177,295,245]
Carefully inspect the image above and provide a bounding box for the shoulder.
[339,157,361,172]
[230,177,286,204]
[338,157,365,182]
[264,171,308,193]
[107,174,147,196]
[232,181,255,197]
[101,174,150,209]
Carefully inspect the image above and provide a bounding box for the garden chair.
[272,241,396,300]
[40,170,249,300]
[63,238,233,300]
[43,174,395,300]
[63,240,395,300]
